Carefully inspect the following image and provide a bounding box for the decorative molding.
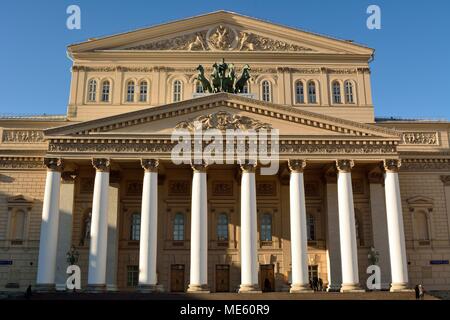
[2,130,45,143]
[402,132,439,145]
[288,159,306,173]
[125,180,143,195]
[327,68,357,74]
[0,157,46,170]
[168,180,190,196]
[401,159,450,172]
[175,111,273,131]
[336,159,354,173]
[256,181,277,196]
[44,158,63,172]
[125,25,315,52]
[141,159,159,172]
[92,158,110,172]
[212,181,233,196]
[384,159,401,173]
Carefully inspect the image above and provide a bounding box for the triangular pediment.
[68,11,373,56]
[45,93,400,141]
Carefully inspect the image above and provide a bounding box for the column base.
[85,284,107,293]
[340,283,365,293]
[238,284,262,293]
[34,284,56,293]
[290,284,313,293]
[326,284,341,292]
[390,283,413,292]
[187,284,210,293]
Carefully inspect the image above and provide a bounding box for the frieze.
[401,159,450,171]
[168,180,190,196]
[402,132,439,145]
[327,68,357,75]
[0,157,46,170]
[212,181,233,196]
[48,140,397,155]
[256,181,277,196]
[125,25,315,52]
[2,130,45,143]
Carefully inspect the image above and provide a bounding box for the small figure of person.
[318,278,323,292]
[414,284,420,300]
[312,277,319,291]
[25,285,32,300]
[418,284,425,300]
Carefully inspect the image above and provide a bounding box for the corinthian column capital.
[44,158,63,172]
[384,159,401,173]
[92,158,110,172]
[288,159,307,173]
[141,159,159,172]
[336,160,354,173]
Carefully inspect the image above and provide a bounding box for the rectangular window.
[127,265,139,287]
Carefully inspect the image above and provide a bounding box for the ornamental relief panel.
[402,132,439,145]
[125,24,315,52]
[2,130,44,143]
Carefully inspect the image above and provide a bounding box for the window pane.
[345,81,354,104]
[217,213,228,241]
[102,81,110,102]
[173,213,184,241]
[308,82,316,104]
[307,215,315,241]
[11,210,26,240]
[127,265,139,287]
[140,81,148,102]
[333,82,341,103]
[127,81,135,102]
[173,80,182,102]
[196,82,204,94]
[88,80,97,102]
[260,214,272,241]
[295,81,304,104]
[262,81,271,102]
[130,213,141,241]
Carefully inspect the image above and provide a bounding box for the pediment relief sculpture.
[175,111,273,131]
[125,25,315,52]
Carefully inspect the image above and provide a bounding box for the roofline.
[67,10,374,57]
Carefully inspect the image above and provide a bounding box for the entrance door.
[260,264,275,292]
[170,264,185,292]
[215,265,230,292]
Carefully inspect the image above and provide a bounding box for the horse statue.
[234,64,251,93]
[195,65,213,93]
[211,62,222,93]
[222,63,236,93]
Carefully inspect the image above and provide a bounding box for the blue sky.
[0,0,449,120]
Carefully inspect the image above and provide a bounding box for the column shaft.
[36,161,62,289]
[239,165,260,293]
[188,165,209,292]
[138,160,159,291]
[384,160,409,291]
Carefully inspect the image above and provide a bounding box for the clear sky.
[0,0,449,120]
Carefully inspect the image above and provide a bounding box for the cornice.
[0,157,46,170]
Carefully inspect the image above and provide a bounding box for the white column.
[336,160,362,292]
[288,160,312,293]
[55,171,76,291]
[368,167,392,290]
[36,158,63,291]
[384,159,410,292]
[239,163,261,293]
[187,163,209,292]
[138,159,159,292]
[87,158,110,291]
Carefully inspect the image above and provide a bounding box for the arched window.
[101,80,111,102]
[414,211,429,240]
[217,213,229,241]
[308,81,317,104]
[242,83,249,94]
[173,80,182,102]
[260,213,272,241]
[195,81,204,94]
[10,209,26,240]
[332,81,341,104]
[130,212,141,241]
[261,80,271,102]
[126,80,135,102]
[173,213,185,241]
[139,81,148,102]
[306,214,315,241]
[295,81,305,104]
[87,79,97,102]
[344,81,354,104]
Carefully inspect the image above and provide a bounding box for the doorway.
[260,264,275,292]
[215,264,230,292]
[170,264,185,292]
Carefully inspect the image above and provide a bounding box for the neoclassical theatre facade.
[1,11,450,293]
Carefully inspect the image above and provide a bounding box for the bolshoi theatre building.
[1,11,450,294]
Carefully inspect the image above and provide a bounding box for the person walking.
[418,284,425,300]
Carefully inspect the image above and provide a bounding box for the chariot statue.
[195,59,251,94]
